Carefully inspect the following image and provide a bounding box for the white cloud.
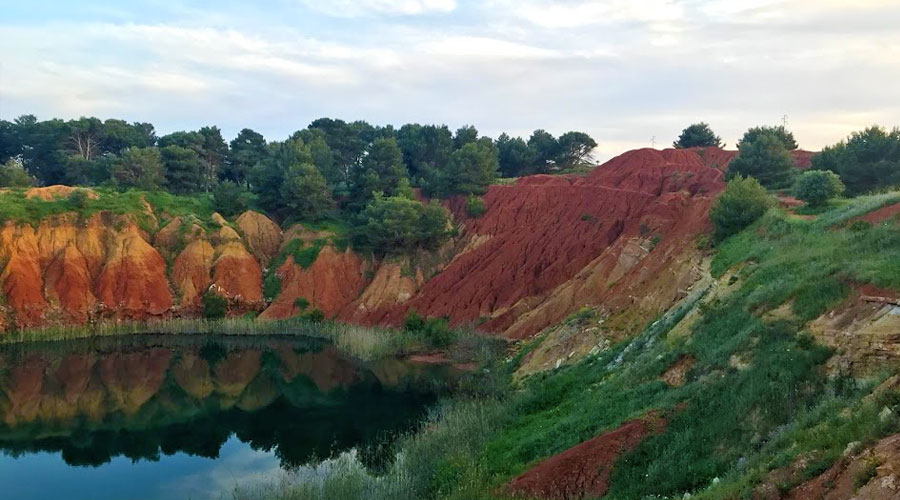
[420,36,560,59]
[492,0,685,29]
[1,0,899,159]
[298,0,457,17]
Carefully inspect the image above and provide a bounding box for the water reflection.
[0,336,449,469]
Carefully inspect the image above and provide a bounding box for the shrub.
[466,195,487,218]
[673,123,722,148]
[737,125,798,150]
[293,297,310,311]
[710,175,774,240]
[812,126,900,196]
[68,189,90,210]
[212,180,251,216]
[794,170,845,206]
[300,308,325,323]
[728,131,795,188]
[202,289,228,319]
[405,310,454,349]
[352,194,451,255]
[0,159,36,187]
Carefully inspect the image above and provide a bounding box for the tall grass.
[231,398,507,500]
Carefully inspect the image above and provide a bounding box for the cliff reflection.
[0,336,446,468]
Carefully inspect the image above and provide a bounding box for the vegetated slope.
[471,192,900,500]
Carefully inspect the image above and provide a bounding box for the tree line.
[675,121,900,240]
[0,115,596,254]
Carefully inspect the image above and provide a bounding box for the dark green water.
[0,335,452,500]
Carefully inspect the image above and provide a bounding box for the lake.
[0,335,455,500]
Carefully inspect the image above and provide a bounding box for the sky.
[0,0,898,161]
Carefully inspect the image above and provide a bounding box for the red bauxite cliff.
[0,147,808,339]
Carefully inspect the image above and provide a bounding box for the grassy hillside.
[0,187,215,232]
[235,192,900,500]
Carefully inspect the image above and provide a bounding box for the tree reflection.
[0,337,444,469]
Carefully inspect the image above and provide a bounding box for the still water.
[0,335,453,500]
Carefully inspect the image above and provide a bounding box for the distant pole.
[782,114,788,128]
[651,136,656,148]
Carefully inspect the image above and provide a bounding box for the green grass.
[0,187,215,234]
[231,191,900,500]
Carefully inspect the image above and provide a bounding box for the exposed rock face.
[235,211,281,264]
[96,226,173,318]
[171,240,215,308]
[0,223,46,327]
[261,245,368,319]
[341,261,421,323]
[366,147,725,338]
[212,241,263,307]
[44,245,97,323]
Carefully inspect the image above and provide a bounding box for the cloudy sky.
[1,0,897,160]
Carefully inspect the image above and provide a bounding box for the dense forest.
[0,116,596,253]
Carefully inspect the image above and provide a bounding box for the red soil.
[367,147,725,338]
[855,201,900,224]
[507,413,666,500]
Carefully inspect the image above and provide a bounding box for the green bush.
[812,126,900,196]
[0,160,35,187]
[466,195,486,218]
[728,130,796,188]
[202,289,228,319]
[67,189,90,210]
[300,308,325,323]
[405,310,454,349]
[710,175,774,240]
[212,180,251,216]
[673,122,722,148]
[294,297,310,311]
[352,194,451,255]
[794,170,845,206]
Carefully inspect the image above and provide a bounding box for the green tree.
[308,118,374,186]
[111,147,165,190]
[352,194,450,254]
[727,131,795,188]
[812,126,900,196]
[0,119,19,164]
[161,145,203,194]
[738,125,798,150]
[291,128,338,189]
[202,290,228,319]
[198,126,229,191]
[793,170,844,207]
[63,155,114,186]
[67,117,105,160]
[496,133,534,177]
[14,115,70,185]
[396,123,453,185]
[100,119,156,153]
[349,137,408,209]
[556,131,597,168]
[673,123,722,148]
[224,128,266,185]
[212,180,252,216]
[0,159,35,187]
[710,175,774,240]
[249,139,313,214]
[280,163,334,220]
[441,139,498,195]
[527,129,560,174]
[453,125,479,149]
